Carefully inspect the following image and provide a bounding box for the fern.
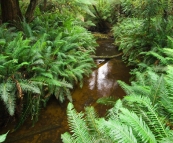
[117,80,134,95]
[62,103,93,143]
[96,96,118,106]
[19,80,41,94]
[0,9,97,127]
[61,132,75,143]
[15,94,32,130]
[0,82,11,103]
[97,118,138,143]
[84,106,100,135]
[124,95,169,139]
[107,99,123,120]
[119,107,157,143]
[163,48,173,58]
[0,81,16,116]
[141,51,167,65]
[6,94,16,116]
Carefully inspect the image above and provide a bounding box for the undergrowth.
[61,0,173,143]
[0,12,97,128]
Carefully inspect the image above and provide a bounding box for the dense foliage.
[0,7,97,128]
[62,0,173,142]
[1,0,173,142]
[113,0,173,66]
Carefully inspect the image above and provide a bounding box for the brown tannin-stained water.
[1,38,131,143]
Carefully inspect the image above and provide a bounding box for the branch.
[91,53,123,59]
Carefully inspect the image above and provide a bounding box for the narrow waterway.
[2,38,131,143]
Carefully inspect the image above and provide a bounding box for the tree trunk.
[1,0,22,23]
[43,0,47,11]
[25,0,39,22]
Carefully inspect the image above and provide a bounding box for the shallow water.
[2,38,131,143]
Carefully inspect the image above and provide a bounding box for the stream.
[2,38,131,143]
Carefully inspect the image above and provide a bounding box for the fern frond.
[130,82,151,97]
[141,51,167,65]
[15,94,32,130]
[0,83,11,103]
[65,70,78,84]
[61,132,75,143]
[107,99,123,120]
[6,94,16,116]
[64,88,73,102]
[41,72,53,79]
[135,72,146,86]
[159,134,173,143]
[124,95,169,139]
[20,80,41,94]
[66,103,93,143]
[54,87,65,103]
[97,118,137,143]
[117,80,134,95]
[150,75,164,104]
[14,62,29,71]
[0,39,6,46]
[96,96,118,106]
[119,108,157,143]
[84,106,100,135]
[32,76,72,88]
[163,48,173,58]
[61,43,78,53]
[32,76,61,86]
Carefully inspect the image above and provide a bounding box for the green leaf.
[119,108,156,143]
[66,103,93,143]
[97,118,137,143]
[0,39,6,46]
[61,132,75,143]
[0,83,9,102]
[97,96,118,106]
[0,131,9,143]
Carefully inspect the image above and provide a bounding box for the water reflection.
[89,62,118,97]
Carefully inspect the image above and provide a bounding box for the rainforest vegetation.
[1,0,173,142]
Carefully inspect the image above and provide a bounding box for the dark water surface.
[2,38,131,143]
